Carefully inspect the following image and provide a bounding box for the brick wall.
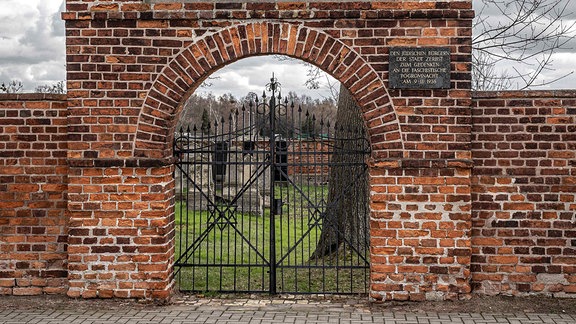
[2,1,573,302]
[1,92,574,300]
[266,140,332,177]
[66,162,175,300]
[0,94,68,295]
[471,90,576,297]
[370,159,472,301]
[61,0,475,301]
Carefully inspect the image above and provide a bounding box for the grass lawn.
[174,184,369,294]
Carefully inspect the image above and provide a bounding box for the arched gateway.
[134,22,402,159]
[62,0,474,301]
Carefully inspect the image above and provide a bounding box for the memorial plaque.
[389,47,451,89]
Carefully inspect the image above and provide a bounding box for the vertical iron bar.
[268,91,277,295]
[206,123,210,290]
[289,103,296,293]
[247,106,253,291]
[190,126,195,290]
[223,116,232,291]
[319,120,326,293]
[298,107,309,291]
[335,134,340,293]
[185,128,192,290]
[179,128,185,288]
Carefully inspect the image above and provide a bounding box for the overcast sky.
[0,0,575,97]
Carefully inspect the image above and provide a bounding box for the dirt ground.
[373,295,576,314]
[0,293,575,314]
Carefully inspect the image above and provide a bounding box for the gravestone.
[221,146,264,215]
[183,140,213,211]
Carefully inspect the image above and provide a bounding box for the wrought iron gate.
[173,75,370,294]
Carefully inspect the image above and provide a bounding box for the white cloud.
[530,52,576,89]
[196,56,339,100]
[0,0,65,91]
[0,0,574,93]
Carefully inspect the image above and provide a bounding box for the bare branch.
[35,81,66,94]
[0,80,23,93]
[200,76,221,88]
[472,0,576,90]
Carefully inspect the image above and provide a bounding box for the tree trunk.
[310,85,369,259]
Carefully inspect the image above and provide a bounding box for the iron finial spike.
[179,126,183,133]
[192,124,197,132]
[186,125,191,133]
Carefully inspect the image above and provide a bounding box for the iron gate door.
[173,76,370,295]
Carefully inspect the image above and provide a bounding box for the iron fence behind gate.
[173,76,370,295]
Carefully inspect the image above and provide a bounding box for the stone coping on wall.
[61,1,475,21]
[0,93,67,101]
[473,90,576,99]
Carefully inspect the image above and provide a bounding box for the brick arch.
[134,22,402,159]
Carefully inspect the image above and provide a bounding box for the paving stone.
[0,299,575,324]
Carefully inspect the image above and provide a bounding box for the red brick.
[6,0,572,303]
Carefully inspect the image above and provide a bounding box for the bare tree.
[273,55,340,102]
[35,81,66,94]
[0,80,23,93]
[310,85,369,259]
[473,0,576,90]
[178,91,337,134]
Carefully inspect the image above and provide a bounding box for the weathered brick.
[4,0,572,303]
[471,91,576,297]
